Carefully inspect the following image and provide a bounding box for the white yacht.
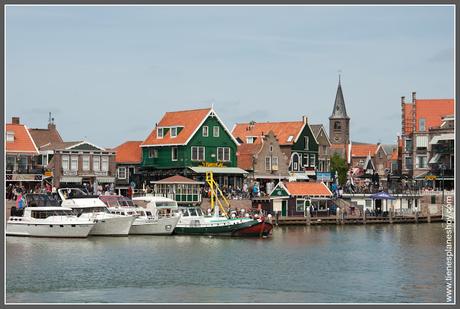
[57,188,135,236]
[130,195,181,235]
[7,194,95,238]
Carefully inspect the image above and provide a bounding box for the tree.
[330,153,348,185]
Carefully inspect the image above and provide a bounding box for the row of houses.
[6,81,454,198]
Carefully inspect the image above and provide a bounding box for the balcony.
[6,165,44,175]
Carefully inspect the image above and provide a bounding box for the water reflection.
[7,223,447,303]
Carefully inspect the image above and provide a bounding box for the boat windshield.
[156,201,177,208]
[78,207,109,214]
[189,208,198,216]
[31,209,76,219]
[196,208,203,216]
[25,194,60,207]
[181,209,189,216]
[145,211,153,217]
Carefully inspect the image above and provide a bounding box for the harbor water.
[6,223,449,303]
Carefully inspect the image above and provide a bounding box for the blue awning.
[370,191,396,200]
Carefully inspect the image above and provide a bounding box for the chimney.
[48,122,56,130]
[12,117,20,124]
[411,91,416,103]
[302,115,308,124]
[401,96,405,104]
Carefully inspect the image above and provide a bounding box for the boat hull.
[231,220,273,237]
[129,216,180,235]
[174,218,261,236]
[90,216,135,236]
[6,222,94,238]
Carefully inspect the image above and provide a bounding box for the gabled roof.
[141,108,239,147]
[40,141,107,152]
[114,141,142,164]
[381,144,396,156]
[232,121,306,146]
[284,181,332,197]
[351,144,378,157]
[310,124,331,145]
[29,125,64,150]
[329,80,349,120]
[237,143,264,170]
[152,175,203,184]
[5,123,39,154]
[363,153,376,171]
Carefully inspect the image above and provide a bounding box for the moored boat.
[57,188,135,236]
[6,194,95,238]
[101,195,180,235]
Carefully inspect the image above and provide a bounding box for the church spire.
[329,76,349,120]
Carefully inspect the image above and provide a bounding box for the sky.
[6,5,455,148]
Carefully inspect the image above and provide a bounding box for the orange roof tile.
[114,141,142,163]
[237,143,263,170]
[5,123,38,154]
[285,182,332,196]
[415,99,454,131]
[141,108,211,146]
[351,144,378,157]
[232,121,305,145]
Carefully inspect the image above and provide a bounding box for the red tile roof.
[29,126,64,149]
[153,175,203,184]
[6,123,38,154]
[141,108,211,146]
[351,144,378,157]
[232,121,305,146]
[415,99,454,131]
[237,143,263,170]
[114,141,142,164]
[285,182,332,196]
[403,99,454,134]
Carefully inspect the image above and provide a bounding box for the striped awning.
[430,133,454,145]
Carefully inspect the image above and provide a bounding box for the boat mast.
[205,171,229,217]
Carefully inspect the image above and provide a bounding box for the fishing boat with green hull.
[174,206,270,236]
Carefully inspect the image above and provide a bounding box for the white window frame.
[172,147,178,161]
[6,131,14,142]
[217,147,230,162]
[93,156,101,171]
[247,137,255,144]
[272,156,279,169]
[157,128,164,139]
[70,155,78,171]
[148,148,158,159]
[62,155,70,171]
[170,127,177,138]
[213,126,220,137]
[82,155,90,171]
[202,126,209,137]
[416,155,428,169]
[269,145,274,152]
[296,199,305,212]
[310,154,315,167]
[265,156,272,171]
[304,136,309,150]
[191,146,205,161]
[101,156,109,172]
[118,166,127,179]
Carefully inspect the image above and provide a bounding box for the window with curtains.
[62,155,70,171]
[101,156,109,171]
[70,156,78,171]
[93,156,101,171]
[82,156,90,171]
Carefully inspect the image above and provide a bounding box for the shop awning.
[429,153,441,164]
[188,166,249,175]
[96,176,116,183]
[60,176,82,183]
[253,174,290,179]
[430,133,454,144]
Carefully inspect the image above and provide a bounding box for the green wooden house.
[141,107,247,187]
[232,116,319,181]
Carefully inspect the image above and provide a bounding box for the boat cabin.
[132,196,179,218]
[178,206,205,218]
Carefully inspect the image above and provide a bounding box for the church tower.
[329,77,350,145]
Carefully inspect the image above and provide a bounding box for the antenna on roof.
[338,69,342,84]
[48,112,52,124]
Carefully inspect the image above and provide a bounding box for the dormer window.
[157,128,164,139]
[246,137,256,144]
[171,127,177,138]
[419,118,426,132]
[6,131,14,142]
[287,136,294,143]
